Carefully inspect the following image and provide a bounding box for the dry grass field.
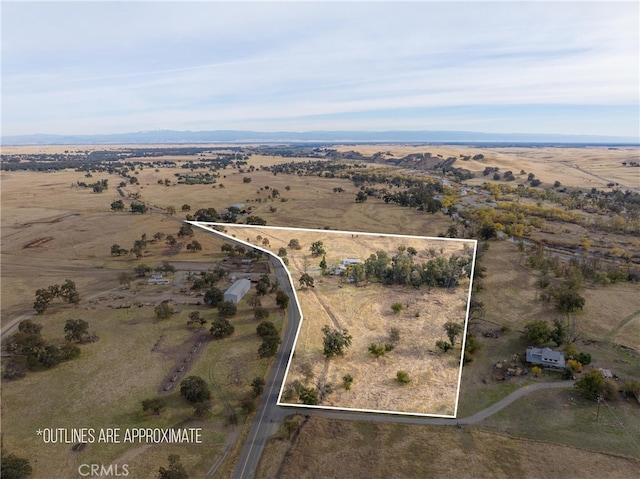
[0,164,282,477]
[332,144,640,192]
[0,297,276,479]
[261,416,640,479]
[2,143,639,477]
[217,224,474,416]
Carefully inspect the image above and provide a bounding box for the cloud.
[2,1,638,137]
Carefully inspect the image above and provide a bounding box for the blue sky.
[2,1,639,138]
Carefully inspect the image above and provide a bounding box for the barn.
[224,279,251,304]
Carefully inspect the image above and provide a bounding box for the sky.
[2,1,639,138]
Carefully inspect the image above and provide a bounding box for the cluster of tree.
[563,343,592,374]
[210,312,237,339]
[186,240,202,251]
[191,268,226,291]
[381,185,443,213]
[321,326,353,358]
[220,243,247,257]
[499,201,582,225]
[574,369,621,402]
[175,171,219,185]
[250,376,266,397]
[110,243,129,256]
[76,178,109,193]
[246,215,267,225]
[110,199,125,211]
[521,319,570,346]
[4,319,85,380]
[534,266,586,315]
[1,450,32,479]
[531,242,636,288]
[157,454,188,479]
[133,261,176,278]
[310,240,326,256]
[265,159,354,177]
[186,311,207,329]
[177,224,194,238]
[33,279,80,314]
[213,299,236,320]
[154,302,174,320]
[355,190,368,203]
[128,232,155,259]
[128,201,148,214]
[255,275,272,296]
[298,273,315,289]
[435,322,464,353]
[352,249,471,289]
[288,238,301,250]
[201,287,223,307]
[179,375,211,417]
[483,166,499,177]
[191,207,220,222]
[240,376,268,415]
[282,379,321,405]
[0,147,236,173]
[256,321,280,358]
[142,397,167,416]
[463,332,481,363]
[429,157,475,182]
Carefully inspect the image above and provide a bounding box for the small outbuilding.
[598,368,613,379]
[525,347,566,369]
[342,258,361,266]
[224,279,251,304]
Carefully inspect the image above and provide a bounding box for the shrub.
[436,340,452,352]
[217,301,237,317]
[576,352,592,366]
[396,371,411,384]
[342,374,354,391]
[368,343,386,358]
[566,359,583,373]
[180,376,211,403]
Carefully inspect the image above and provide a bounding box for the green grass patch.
[480,388,640,458]
[458,382,523,417]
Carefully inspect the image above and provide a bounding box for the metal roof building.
[525,347,566,369]
[224,279,251,304]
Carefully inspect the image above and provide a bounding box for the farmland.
[208,224,475,416]
[1,143,639,478]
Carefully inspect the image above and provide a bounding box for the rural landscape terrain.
[1,142,639,478]
[198,223,475,416]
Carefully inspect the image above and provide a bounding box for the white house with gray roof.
[525,347,566,369]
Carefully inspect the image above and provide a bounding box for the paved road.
[230,254,302,479]
[186,224,304,479]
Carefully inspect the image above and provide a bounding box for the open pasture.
[260,416,640,479]
[217,224,475,416]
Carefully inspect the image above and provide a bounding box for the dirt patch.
[158,330,212,394]
[22,236,54,248]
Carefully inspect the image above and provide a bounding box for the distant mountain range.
[2,129,638,145]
